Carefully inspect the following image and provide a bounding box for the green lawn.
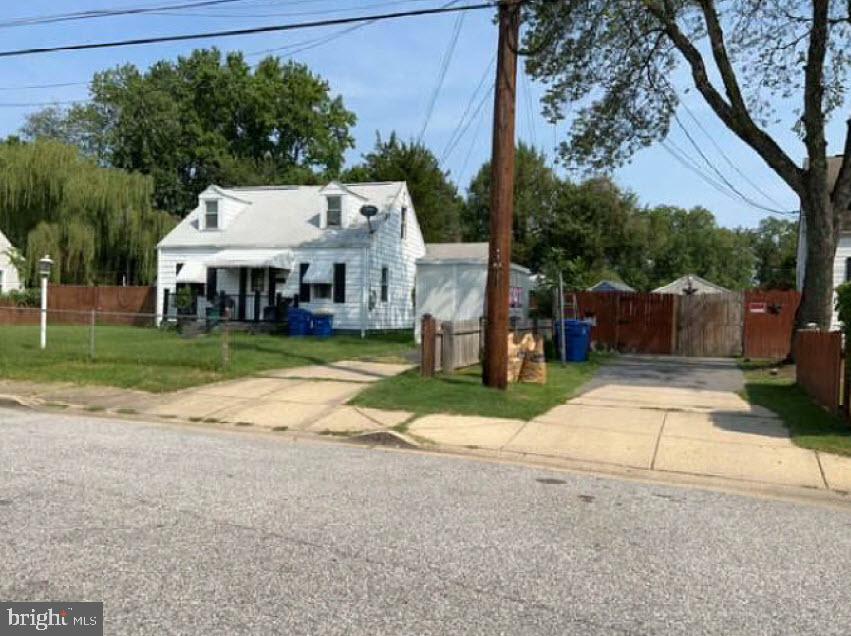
[0,325,414,393]
[739,359,851,457]
[350,355,606,421]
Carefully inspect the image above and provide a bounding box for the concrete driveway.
[409,356,851,493]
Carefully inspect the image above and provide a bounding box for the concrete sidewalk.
[0,360,413,434]
[408,356,851,493]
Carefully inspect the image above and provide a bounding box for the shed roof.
[587,279,635,292]
[418,242,530,273]
[652,274,729,295]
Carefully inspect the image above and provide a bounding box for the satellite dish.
[360,205,379,234]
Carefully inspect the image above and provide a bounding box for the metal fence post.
[89,309,96,359]
[221,308,231,369]
[421,314,436,377]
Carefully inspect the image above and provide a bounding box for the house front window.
[381,266,389,302]
[313,283,332,300]
[326,195,342,228]
[205,200,219,230]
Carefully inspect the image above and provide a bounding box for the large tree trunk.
[798,180,838,330]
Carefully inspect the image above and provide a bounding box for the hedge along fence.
[794,330,844,414]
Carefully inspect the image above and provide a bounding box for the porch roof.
[175,261,206,284]
[204,249,295,270]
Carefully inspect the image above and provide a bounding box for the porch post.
[238,268,247,321]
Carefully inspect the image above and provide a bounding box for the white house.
[653,274,729,295]
[414,242,533,340]
[156,181,425,334]
[0,229,23,294]
[796,155,848,327]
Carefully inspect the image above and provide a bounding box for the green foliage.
[0,288,39,307]
[22,49,356,215]
[748,217,799,289]
[0,139,175,284]
[342,133,463,242]
[835,283,851,329]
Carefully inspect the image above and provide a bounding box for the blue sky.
[0,0,846,228]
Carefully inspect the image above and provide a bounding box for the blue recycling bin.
[556,319,591,362]
[312,313,333,338]
[288,308,312,336]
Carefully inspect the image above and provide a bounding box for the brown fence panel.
[676,292,743,357]
[795,330,842,413]
[49,285,155,326]
[743,290,801,360]
[574,292,675,354]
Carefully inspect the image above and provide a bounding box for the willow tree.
[523,0,851,328]
[0,139,174,285]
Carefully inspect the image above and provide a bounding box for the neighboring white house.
[587,279,635,293]
[156,181,425,333]
[653,274,729,295]
[796,155,847,327]
[414,242,533,340]
[0,229,23,294]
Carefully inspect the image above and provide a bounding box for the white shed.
[0,230,23,294]
[414,243,532,340]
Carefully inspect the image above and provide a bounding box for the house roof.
[158,182,407,249]
[418,242,530,273]
[0,229,11,250]
[652,274,729,295]
[587,279,635,292]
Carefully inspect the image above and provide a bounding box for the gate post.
[421,314,436,377]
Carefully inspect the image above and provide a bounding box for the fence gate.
[677,292,743,357]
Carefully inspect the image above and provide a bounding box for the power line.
[0,0,256,29]
[441,83,493,164]
[440,53,495,163]
[0,2,499,58]
[417,9,464,142]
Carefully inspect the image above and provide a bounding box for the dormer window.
[326,195,342,228]
[205,200,219,230]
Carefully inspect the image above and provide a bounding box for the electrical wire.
[439,53,495,163]
[417,9,464,143]
[0,3,499,58]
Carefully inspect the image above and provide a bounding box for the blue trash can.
[312,313,333,338]
[288,308,312,336]
[556,319,591,362]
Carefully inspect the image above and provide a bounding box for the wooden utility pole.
[483,0,520,389]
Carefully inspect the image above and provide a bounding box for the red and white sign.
[748,302,767,314]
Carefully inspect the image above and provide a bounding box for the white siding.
[0,234,22,293]
[156,246,220,318]
[364,185,426,331]
[829,233,851,328]
[414,262,532,340]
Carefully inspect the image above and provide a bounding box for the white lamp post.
[38,255,53,350]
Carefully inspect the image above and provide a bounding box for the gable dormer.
[319,182,367,229]
[198,186,250,232]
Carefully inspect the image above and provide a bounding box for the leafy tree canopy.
[522,0,851,327]
[343,133,463,243]
[0,139,174,285]
[22,48,356,215]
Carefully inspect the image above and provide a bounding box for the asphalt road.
[2,407,851,635]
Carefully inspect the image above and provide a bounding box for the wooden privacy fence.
[743,290,800,359]
[0,285,156,326]
[566,289,801,358]
[420,315,553,376]
[795,330,843,414]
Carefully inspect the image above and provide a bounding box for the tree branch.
[802,0,829,174]
[643,0,803,194]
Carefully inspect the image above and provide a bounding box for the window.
[333,263,346,303]
[381,266,389,302]
[205,200,219,230]
[250,268,264,292]
[299,263,311,302]
[313,284,332,300]
[401,207,407,239]
[326,195,342,228]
